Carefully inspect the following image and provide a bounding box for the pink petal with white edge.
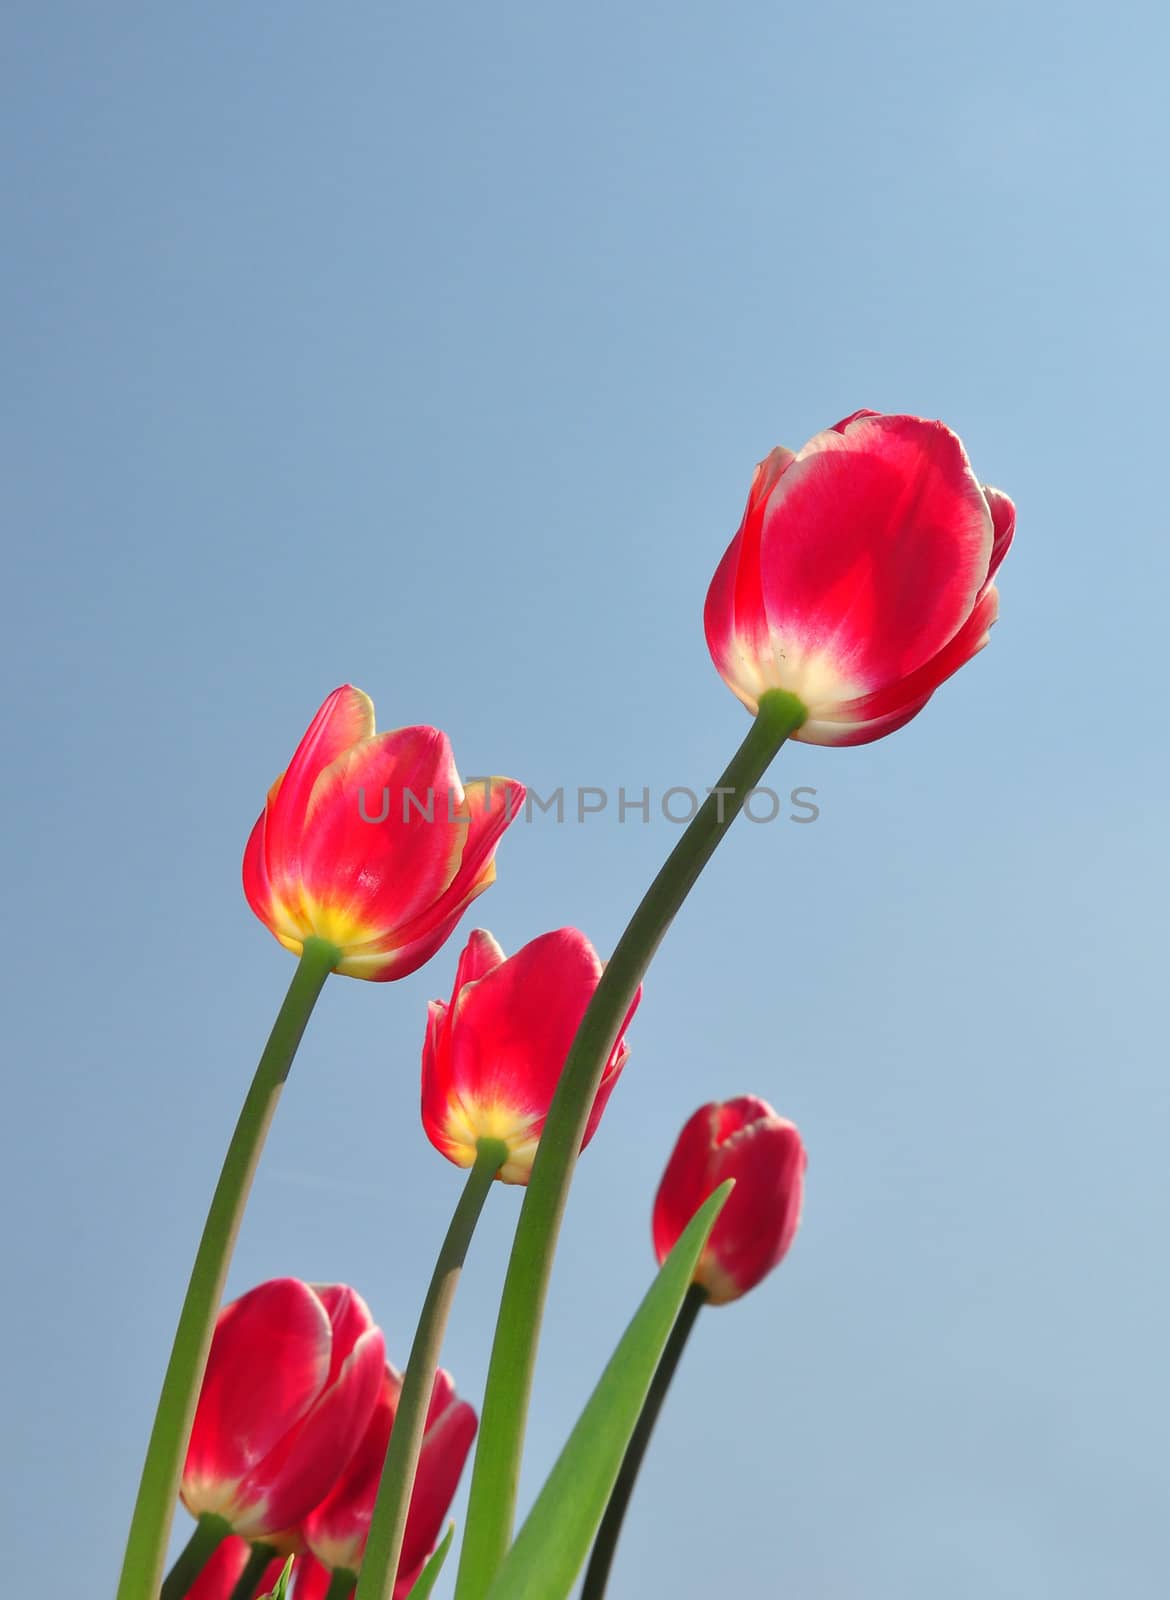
[756,414,994,703]
[265,687,376,891]
[296,726,466,945]
[335,778,525,980]
[798,584,1000,746]
[231,1324,386,1539]
[182,1280,331,1515]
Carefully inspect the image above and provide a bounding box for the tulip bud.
[244,686,525,979]
[704,410,1014,744]
[302,1365,476,1594]
[653,1097,806,1304]
[182,1279,385,1544]
[421,928,640,1184]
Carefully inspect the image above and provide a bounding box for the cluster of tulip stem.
[113,411,1013,1600]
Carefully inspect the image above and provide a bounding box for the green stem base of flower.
[229,1542,278,1600]
[324,1570,357,1600]
[116,938,339,1600]
[355,1137,507,1600]
[579,1284,706,1599]
[454,689,807,1600]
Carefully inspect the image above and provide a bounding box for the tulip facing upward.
[704,410,1014,745]
[653,1097,806,1304]
[244,686,525,979]
[422,928,640,1184]
[182,1279,385,1546]
[302,1366,476,1595]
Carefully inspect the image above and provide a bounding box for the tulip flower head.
[244,686,525,978]
[704,410,1014,745]
[302,1365,477,1594]
[653,1097,806,1304]
[181,1279,385,1545]
[422,928,640,1184]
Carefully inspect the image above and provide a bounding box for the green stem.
[324,1571,357,1600]
[159,1512,231,1600]
[115,938,339,1600]
[227,1536,278,1600]
[355,1137,508,1600]
[454,689,806,1599]
[228,1542,277,1600]
[579,1285,706,1600]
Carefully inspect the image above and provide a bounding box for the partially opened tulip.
[704,410,1014,745]
[181,1279,385,1546]
[244,685,526,979]
[422,928,640,1184]
[303,1366,476,1595]
[653,1096,806,1303]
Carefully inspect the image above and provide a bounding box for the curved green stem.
[579,1284,706,1599]
[355,1137,508,1600]
[160,1512,230,1600]
[116,938,339,1600]
[228,1542,277,1600]
[454,689,806,1599]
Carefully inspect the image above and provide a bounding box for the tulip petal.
[311,1284,378,1385]
[984,486,1016,581]
[398,1388,477,1579]
[265,687,376,892]
[294,727,466,949]
[234,1325,386,1538]
[183,1280,332,1518]
[335,780,525,981]
[755,414,994,705]
[799,582,1000,746]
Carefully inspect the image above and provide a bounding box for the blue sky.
[3,2,1168,1596]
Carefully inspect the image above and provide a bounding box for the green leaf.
[406,1524,455,1600]
[484,1182,732,1600]
[256,1555,295,1600]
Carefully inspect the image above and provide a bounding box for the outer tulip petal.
[983,486,1016,581]
[183,1280,332,1515]
[800,583,1000,745]
[311,1284,378,1385]
[398,1384,477,1579]
[303,1369,397,1573]
[653,1097,806,1305]
[293,1556,332,1600]
[334,781,526,982]
[292,727,465,949]
[233,1325,386,1539]
[266,688,376,889]
[757,415,993,703]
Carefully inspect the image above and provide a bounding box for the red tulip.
[704,410,1014,745]
[302,1366,476,1593]
[421,928,640,1184]
[185,1538,286,1600]
[182,1279,385,1544]
[244,686,525,979]
[653,1097,806,1304]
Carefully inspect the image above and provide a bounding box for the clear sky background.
[3,3,1168,1597]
